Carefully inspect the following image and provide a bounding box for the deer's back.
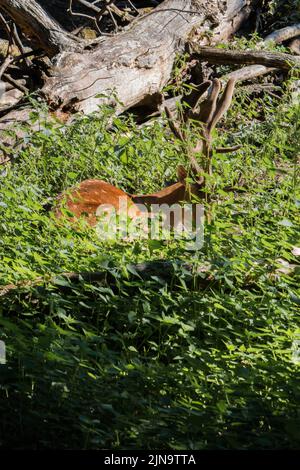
[55,179,141,226]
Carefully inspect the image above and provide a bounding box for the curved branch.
[265,23,300,44]
[0,0,82,55]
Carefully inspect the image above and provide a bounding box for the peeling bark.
[0,0,259,127]
[41,0,258,114]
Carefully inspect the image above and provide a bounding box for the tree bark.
[0,0,81,55]
[265,23,300,44]
[0,0,259,124]
[191,46,300,70]
[39,0,258,114]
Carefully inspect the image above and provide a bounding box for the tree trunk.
[0,0,259,125]
[0,0,81,55]
[41,0,258,114]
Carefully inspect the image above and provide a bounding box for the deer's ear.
[177,165,187,183]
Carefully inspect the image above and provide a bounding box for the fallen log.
[43,0,257,114]
[0,0,259,115]
[265,23,300,45]
[0,0,82,55]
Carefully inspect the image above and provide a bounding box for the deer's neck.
[131,182,187,206]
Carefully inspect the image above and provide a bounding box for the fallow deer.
[54,78,238,228]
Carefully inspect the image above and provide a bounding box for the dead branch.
[265,23,300,44]
[225,24,300,82]
[68,0,99,26]
[42,0,257,115]
[191,46,300,70]
[0,1,259,128]
[12,22,31,67]
[68,0,133,34]
[2,72,28,92]
[0,55,14,78]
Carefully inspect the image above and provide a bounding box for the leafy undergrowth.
[0,76,299,449]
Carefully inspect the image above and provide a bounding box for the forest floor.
[0,0,300,451]
[0,49,299,447]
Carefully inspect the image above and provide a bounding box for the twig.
[12,23,31,68]
[2,73,28,93]
[0,56,14,79]
[68,0,97,23]
[77,0,101,14]
[127,0,139,14]
[0,13,12,42]
[68,0,114,35]
[12,48,44,63]
[108,6,119,32]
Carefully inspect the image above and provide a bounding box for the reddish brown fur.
[55,179,142,226]
[54,172,202,228]
[54,79,237,228]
